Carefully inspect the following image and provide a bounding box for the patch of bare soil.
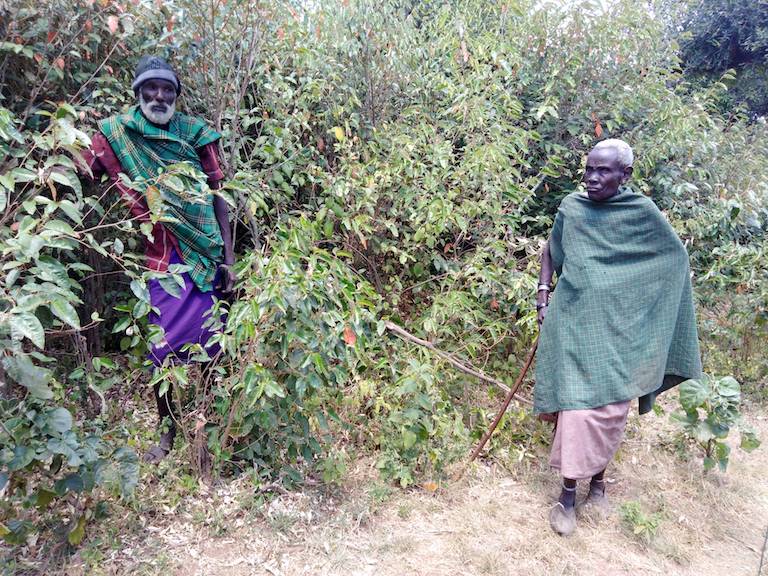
[68,403,768,576]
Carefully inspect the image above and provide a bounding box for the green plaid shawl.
[534,188,702,414]
[99,106,223,292]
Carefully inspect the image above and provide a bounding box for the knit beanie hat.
[131,55,181,95]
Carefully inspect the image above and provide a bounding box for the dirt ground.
[61,402,767,576]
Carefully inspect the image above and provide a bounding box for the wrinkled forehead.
[586,146,621,168]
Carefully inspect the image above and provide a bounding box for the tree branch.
[383,320,532,405]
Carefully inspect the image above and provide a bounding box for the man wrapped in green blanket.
[535,139,702,536]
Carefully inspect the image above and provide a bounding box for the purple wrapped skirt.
[147,249,222,365]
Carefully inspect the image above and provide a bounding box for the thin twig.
[383,320,532,405]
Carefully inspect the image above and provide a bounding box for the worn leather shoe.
[549,502,576,536]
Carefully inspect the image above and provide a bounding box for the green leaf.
[5,267,20,288]
[111,316,131,333]
[694,421,716,443]
[44,219,76,236]
[740,429,761,452]
[49,169,82,196]
[678,378,710,411]
[47,407,73,434]
[130,279,149,302]
[95,447,139,496]
[716,376,740,398]
[36,255,70,286]
[7,446,35,471]
[402,429,417,449]
[51,298,80,328]
[55,473,85,495]
[158,275,182,297]
[1,519,33,545]
[2,354,53,399]
[67,515,87,546]
[715,442,730,472]
[114,447,139,495]
[58,199,83,224]
[35,488,57,510]
[10,311,45,348]
[11,167,36,183]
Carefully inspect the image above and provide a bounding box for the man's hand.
[216,263,236,294]
[537,303,548,326]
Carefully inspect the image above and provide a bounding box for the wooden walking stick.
[459,336,539,474]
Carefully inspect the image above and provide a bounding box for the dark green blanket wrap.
[534,188,702,415]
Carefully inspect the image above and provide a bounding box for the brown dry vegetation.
[50,396,767,576]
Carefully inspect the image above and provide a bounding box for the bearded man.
[82,56,235,463]
[534,139,702,536]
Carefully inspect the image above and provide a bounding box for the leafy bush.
[672,375,761,471]
[0,398,138,546]
[619,500,663,544]
[144,217,381,481]
[2,0,768,557]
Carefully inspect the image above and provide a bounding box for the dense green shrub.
[2,0,767,552]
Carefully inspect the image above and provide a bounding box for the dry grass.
[50,399,768,576]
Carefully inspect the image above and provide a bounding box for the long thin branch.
[384,320,532,405]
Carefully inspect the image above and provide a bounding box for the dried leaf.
[67,515,86,546]
[592,112,603,138]
[422,481,438,492]
[107,15,119,34]
[342,325,356,346]
[490,298,499,311]
[54,57,65,70]
[460,40,469,63]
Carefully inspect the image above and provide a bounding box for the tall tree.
[678,0,768,115]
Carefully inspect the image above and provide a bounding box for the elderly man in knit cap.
[82,56,235,463]
[534,139,702,536]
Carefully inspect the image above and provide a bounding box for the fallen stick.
[383,320,532,405]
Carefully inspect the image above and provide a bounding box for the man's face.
[138,79,177,125]
[583,147,631,202]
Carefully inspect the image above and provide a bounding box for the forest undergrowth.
[1,0,767,571]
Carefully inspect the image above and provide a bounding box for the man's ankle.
[559,483,577,508]
[589,477,605,495]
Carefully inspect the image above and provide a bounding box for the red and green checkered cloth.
[99,106,223,291]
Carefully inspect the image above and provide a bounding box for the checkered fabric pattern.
[99,106,223,292]
[534,188,702,414]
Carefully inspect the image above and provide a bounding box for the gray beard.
[139,93,175,125]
